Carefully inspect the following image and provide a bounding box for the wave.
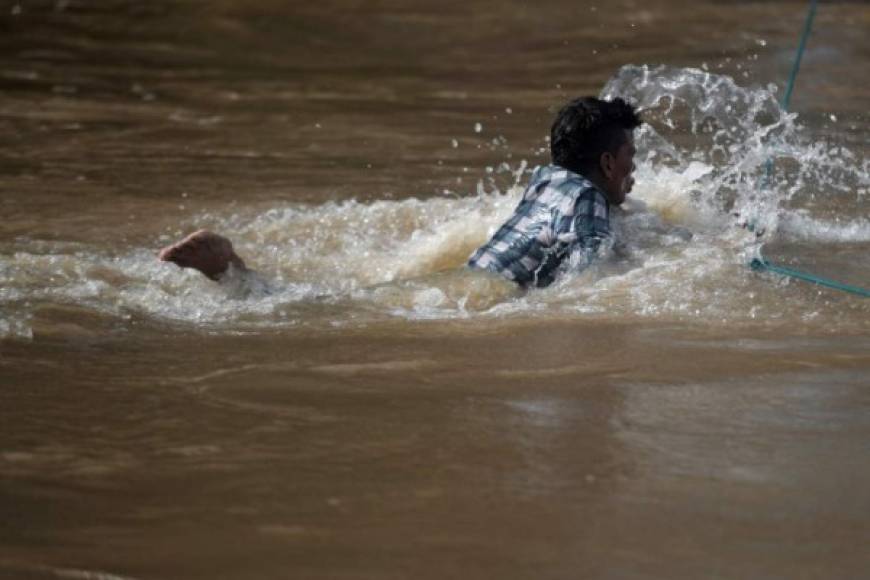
[2,65,868,338]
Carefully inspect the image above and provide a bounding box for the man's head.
[550,96,642,205]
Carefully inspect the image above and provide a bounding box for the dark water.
[1,1,869,578]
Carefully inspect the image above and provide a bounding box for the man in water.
[468,96,640,287]
[159,96,640,287]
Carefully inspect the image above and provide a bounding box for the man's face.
[601,130,636,206]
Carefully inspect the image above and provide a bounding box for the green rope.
[781,0,818,110]
[751,0,868,298]
[762,0,816,184]
[751,258,870,298]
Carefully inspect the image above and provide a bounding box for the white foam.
[778,212,870,243]
[2,66,868,338]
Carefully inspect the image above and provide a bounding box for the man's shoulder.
[528,165,607,212]
[531,165,599,195]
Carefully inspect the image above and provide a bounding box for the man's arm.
[528,188,610,287]
[566,190,611,270]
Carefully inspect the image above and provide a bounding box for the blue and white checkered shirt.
[468,164,611,287]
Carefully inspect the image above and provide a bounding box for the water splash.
[2,66,868,338]
[602,65,869,239]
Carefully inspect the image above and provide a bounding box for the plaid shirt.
[468,164,611,287]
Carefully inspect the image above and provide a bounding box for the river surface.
[1,1,869,579]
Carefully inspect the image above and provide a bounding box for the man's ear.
[599,151,615,179]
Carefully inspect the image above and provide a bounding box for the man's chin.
[617,183,634,204]
[614,190,630,205]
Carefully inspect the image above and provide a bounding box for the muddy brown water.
[1,1,869,579]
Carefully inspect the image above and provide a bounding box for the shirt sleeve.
[567,189,611,269]
[529,186,610,287]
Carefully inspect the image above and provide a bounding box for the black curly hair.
[550,96,642,175]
